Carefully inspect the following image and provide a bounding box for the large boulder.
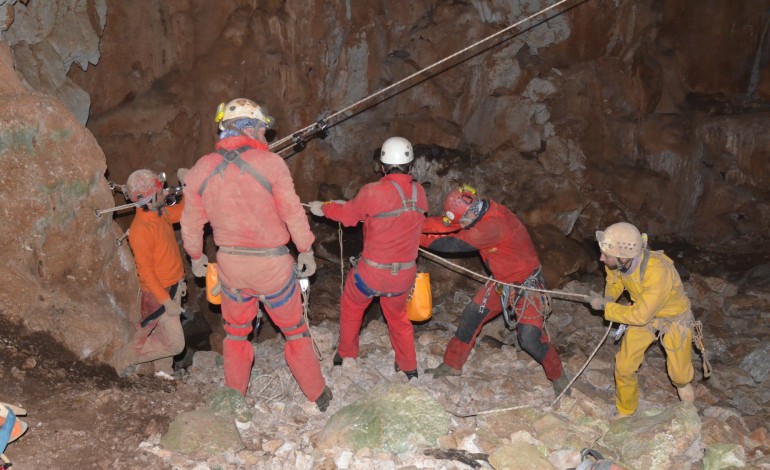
[0,88,137,363]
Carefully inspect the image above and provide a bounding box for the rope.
[300,279,323,361]
[338,222,344,294]
[418,248,591,303]
[269,0,577,157]
[550,321,613,407]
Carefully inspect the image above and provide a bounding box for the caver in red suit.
[420,186,569,394]
[308,137,427,378]
[181,99,329,409]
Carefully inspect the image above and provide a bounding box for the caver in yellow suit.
[589,222,694,416]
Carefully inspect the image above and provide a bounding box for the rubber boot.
[332,351,343,367]
[111,346,137,377]
[551,370,572,397]
[394,363,419,381]
[316,386,333,412]
[677,384,694,402]
[425,363,461,378]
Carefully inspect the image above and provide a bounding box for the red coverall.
[120,202,186,373]
[322,173,428,372]
[181,135,325,399]
[420,200,565,381]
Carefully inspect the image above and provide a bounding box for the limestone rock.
[206,387,252,424]
[739,343,770,385]
[601,402,702,469]
[160,410,244,456]
[317,384,449,454]
[703,443,747,470]
[489,440,555,470]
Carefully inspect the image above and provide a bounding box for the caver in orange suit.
[181,132,326,400]
[113,169,187,375]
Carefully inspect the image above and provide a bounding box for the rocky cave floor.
[2,246,770,469]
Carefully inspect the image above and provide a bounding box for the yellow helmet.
[214,98,274,130]
[596,222,646,258]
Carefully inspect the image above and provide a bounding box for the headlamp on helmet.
[443,184,477,221]
[215,98,274,131]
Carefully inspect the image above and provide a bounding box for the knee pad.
[224,320,252,341]
[456,302,488,343]
[281,316,310,341]
[518,324,548,362]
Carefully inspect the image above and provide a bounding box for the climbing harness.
[198,146,273,196]
[372,181,422,218]
[268,0,577,157]
[221,273,297,309]
[218,245,289,257]
[499,266,552,331]
[351,268,410,298]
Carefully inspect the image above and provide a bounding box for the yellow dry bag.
[206,262,222,305]
[406,272,432,322]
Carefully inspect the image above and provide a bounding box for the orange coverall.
[181,135,325,399]
[120,202,186,372]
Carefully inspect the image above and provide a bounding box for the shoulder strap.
[639,249,650,282]
[373,181,421,218]
[198,146,273,196]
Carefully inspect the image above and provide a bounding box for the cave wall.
[1,0,769,360]
[61,0,770,257]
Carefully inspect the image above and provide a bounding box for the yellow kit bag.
[406,272,432,322]
[206,262,222,305]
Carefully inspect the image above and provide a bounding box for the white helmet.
[596,222,646,258]
[380,136,413,165]
[215,98,274,130]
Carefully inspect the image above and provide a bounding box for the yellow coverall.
[603,250,693,415]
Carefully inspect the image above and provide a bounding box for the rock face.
[59,0,770,256]
[0,85,137,361]
[2,0,106,124]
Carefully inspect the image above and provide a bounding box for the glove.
[162,299,184,317]
[191,254,208,277]
[177,167,189,186]
[174,279,187,302]
[297,251,317,277]
[589,291,608,310]
[308,201,325,217]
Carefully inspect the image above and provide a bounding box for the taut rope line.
[418,247,591,302]
[269,0,578,157]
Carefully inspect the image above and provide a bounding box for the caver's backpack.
[1,401,28,468]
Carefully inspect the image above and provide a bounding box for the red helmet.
[442,184,477,222]
[126,169,164,203]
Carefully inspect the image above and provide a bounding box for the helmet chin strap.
[618,257,636,273]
